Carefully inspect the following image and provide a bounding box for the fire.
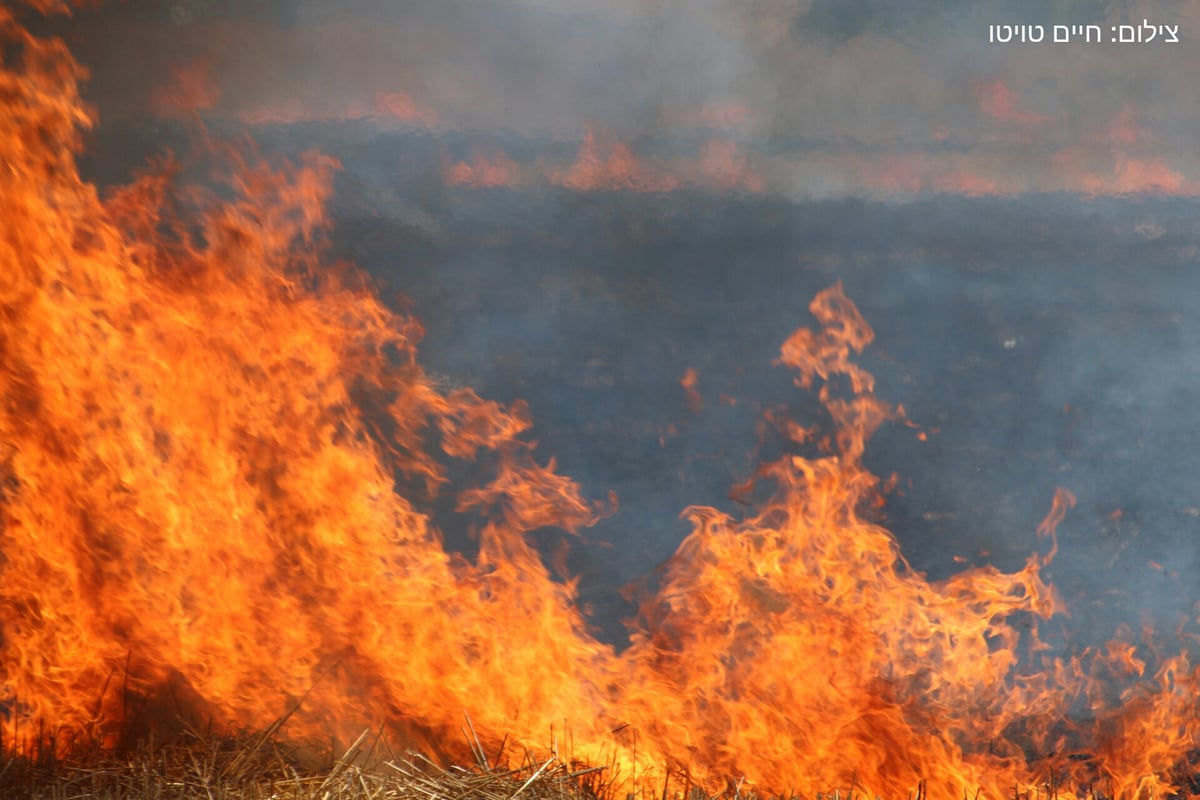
[680,368,702,414]
[4,6,1200,799]
[445,150,522,189]
[555,128,680,193]
[0,2,612,756]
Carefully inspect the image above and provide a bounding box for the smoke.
[35,0,1200,202]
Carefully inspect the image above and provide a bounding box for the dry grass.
[0,724,611,800]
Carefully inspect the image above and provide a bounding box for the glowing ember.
[2,6,1200,800]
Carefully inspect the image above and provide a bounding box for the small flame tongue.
[3,7,1200,799]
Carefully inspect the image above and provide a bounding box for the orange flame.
[555,128,679,193]
[680,368,702,414]
[4,10,1200,799]
[445,150,522,188]
[374,91,440,127]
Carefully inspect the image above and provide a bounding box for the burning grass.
[9,728,1180,800]
[9,4,1200,799]
[0,726,615,800]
